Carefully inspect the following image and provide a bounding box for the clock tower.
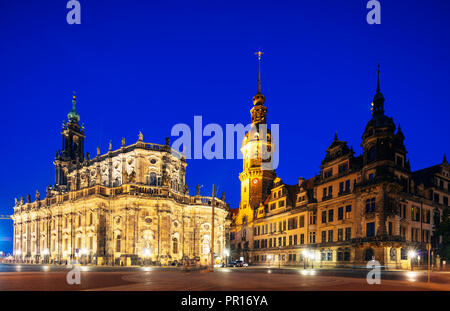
[237,51,276,225]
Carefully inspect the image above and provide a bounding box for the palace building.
[12,95,229,266]
[230,60,449,270]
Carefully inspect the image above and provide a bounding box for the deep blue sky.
[1,0,449,253]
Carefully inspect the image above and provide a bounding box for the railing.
[13,184,228,215]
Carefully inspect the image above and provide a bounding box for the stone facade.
[12,95,229,266]
[230,66,449,270]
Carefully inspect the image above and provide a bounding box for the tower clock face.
[252,178,259,185]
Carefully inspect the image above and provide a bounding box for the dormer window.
[338,163,348,173]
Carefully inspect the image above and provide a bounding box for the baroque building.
[230,62,449,269]
[12,94,229,266]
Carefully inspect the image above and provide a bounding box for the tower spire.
[255,50,263,94]
[252,50,266,106]
[371,64,385,116]
[376,64,381,93]
[72,91,76,110]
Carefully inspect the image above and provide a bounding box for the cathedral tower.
[54,93,86,188]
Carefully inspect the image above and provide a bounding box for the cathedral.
[12,94,229,266]
[230,61,449,270]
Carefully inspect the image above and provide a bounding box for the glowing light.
[223,249,230,257]
[143,248,152,257]
[408,250,417,259]
[268,269,272,274]
[42,249,49,256]
[142,267,152,272]
[302,249,315,260]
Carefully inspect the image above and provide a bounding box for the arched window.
[172,237,178,254]
[390,248,397,261]
[116,235,121,252]
[364,248,374,261]
[149,172,157,186]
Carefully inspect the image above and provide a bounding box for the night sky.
[1,0,449,253]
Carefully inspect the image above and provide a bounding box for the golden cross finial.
[255,50,263,61]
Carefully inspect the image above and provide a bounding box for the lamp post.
[408,250,417,271]
[302,250,310,269]
[81,248,88,265]
[427,243,431,283]
[223,249,229,267]
[42,248,49,264]
[15,250,21,262]
[210,184,216,272]
[278,245,281,269]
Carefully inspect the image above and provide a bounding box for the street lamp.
[309,252,315,269]
[302,250,310,269]
[143,248,152,266]
[223,249,230,267]
[42,248,49,264]
[278,245,281,269]
[80,248,88,265]
[408,250,417,271]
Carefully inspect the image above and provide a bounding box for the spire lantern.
[67,91,81,123]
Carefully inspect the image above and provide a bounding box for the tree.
[436,208,450,259]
